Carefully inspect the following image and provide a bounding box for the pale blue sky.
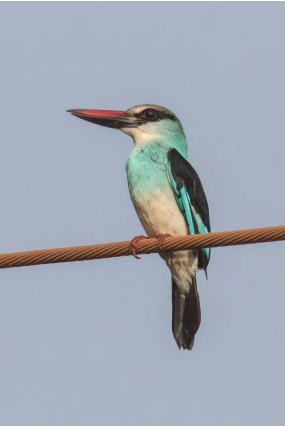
[0,3,284,426]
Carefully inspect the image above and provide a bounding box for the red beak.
[67,108,139,129]
[68,109,125,117]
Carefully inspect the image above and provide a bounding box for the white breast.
[132,186,188,238]
[131,187,198,294]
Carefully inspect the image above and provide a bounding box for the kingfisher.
[68,104,210,350]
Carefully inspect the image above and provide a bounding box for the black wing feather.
[168,148,211,271]
[168,148,210,232]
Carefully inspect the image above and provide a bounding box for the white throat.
[121,125,162,146]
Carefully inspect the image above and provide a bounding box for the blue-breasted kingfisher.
[68,105,210,350]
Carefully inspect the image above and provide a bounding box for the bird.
[68,104,210,350]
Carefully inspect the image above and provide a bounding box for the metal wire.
[0,225,284,269]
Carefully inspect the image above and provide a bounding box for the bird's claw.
[129,235,148,259]
[157,233,172,251]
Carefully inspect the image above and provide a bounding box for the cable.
[0,225,284,269]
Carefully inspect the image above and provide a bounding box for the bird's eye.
[143,108,158,121]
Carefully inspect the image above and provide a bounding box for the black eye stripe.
[134,108,177,123]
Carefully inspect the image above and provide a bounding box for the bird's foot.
[157,233,172,251]
[129,235,148,259]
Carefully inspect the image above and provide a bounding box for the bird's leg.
[157,233,172,251]
[129,235,149,259]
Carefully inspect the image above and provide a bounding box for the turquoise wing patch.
[167,161,210,260]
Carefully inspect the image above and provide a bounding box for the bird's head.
[67,104,186,148]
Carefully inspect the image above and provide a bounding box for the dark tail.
[172,276,201,350]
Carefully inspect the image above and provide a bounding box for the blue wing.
[167,148,211,272]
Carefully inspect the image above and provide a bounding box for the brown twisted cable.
[0,225,284,269]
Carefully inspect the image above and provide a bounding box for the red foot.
[157,233,172,251]
[129,235,148,259]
